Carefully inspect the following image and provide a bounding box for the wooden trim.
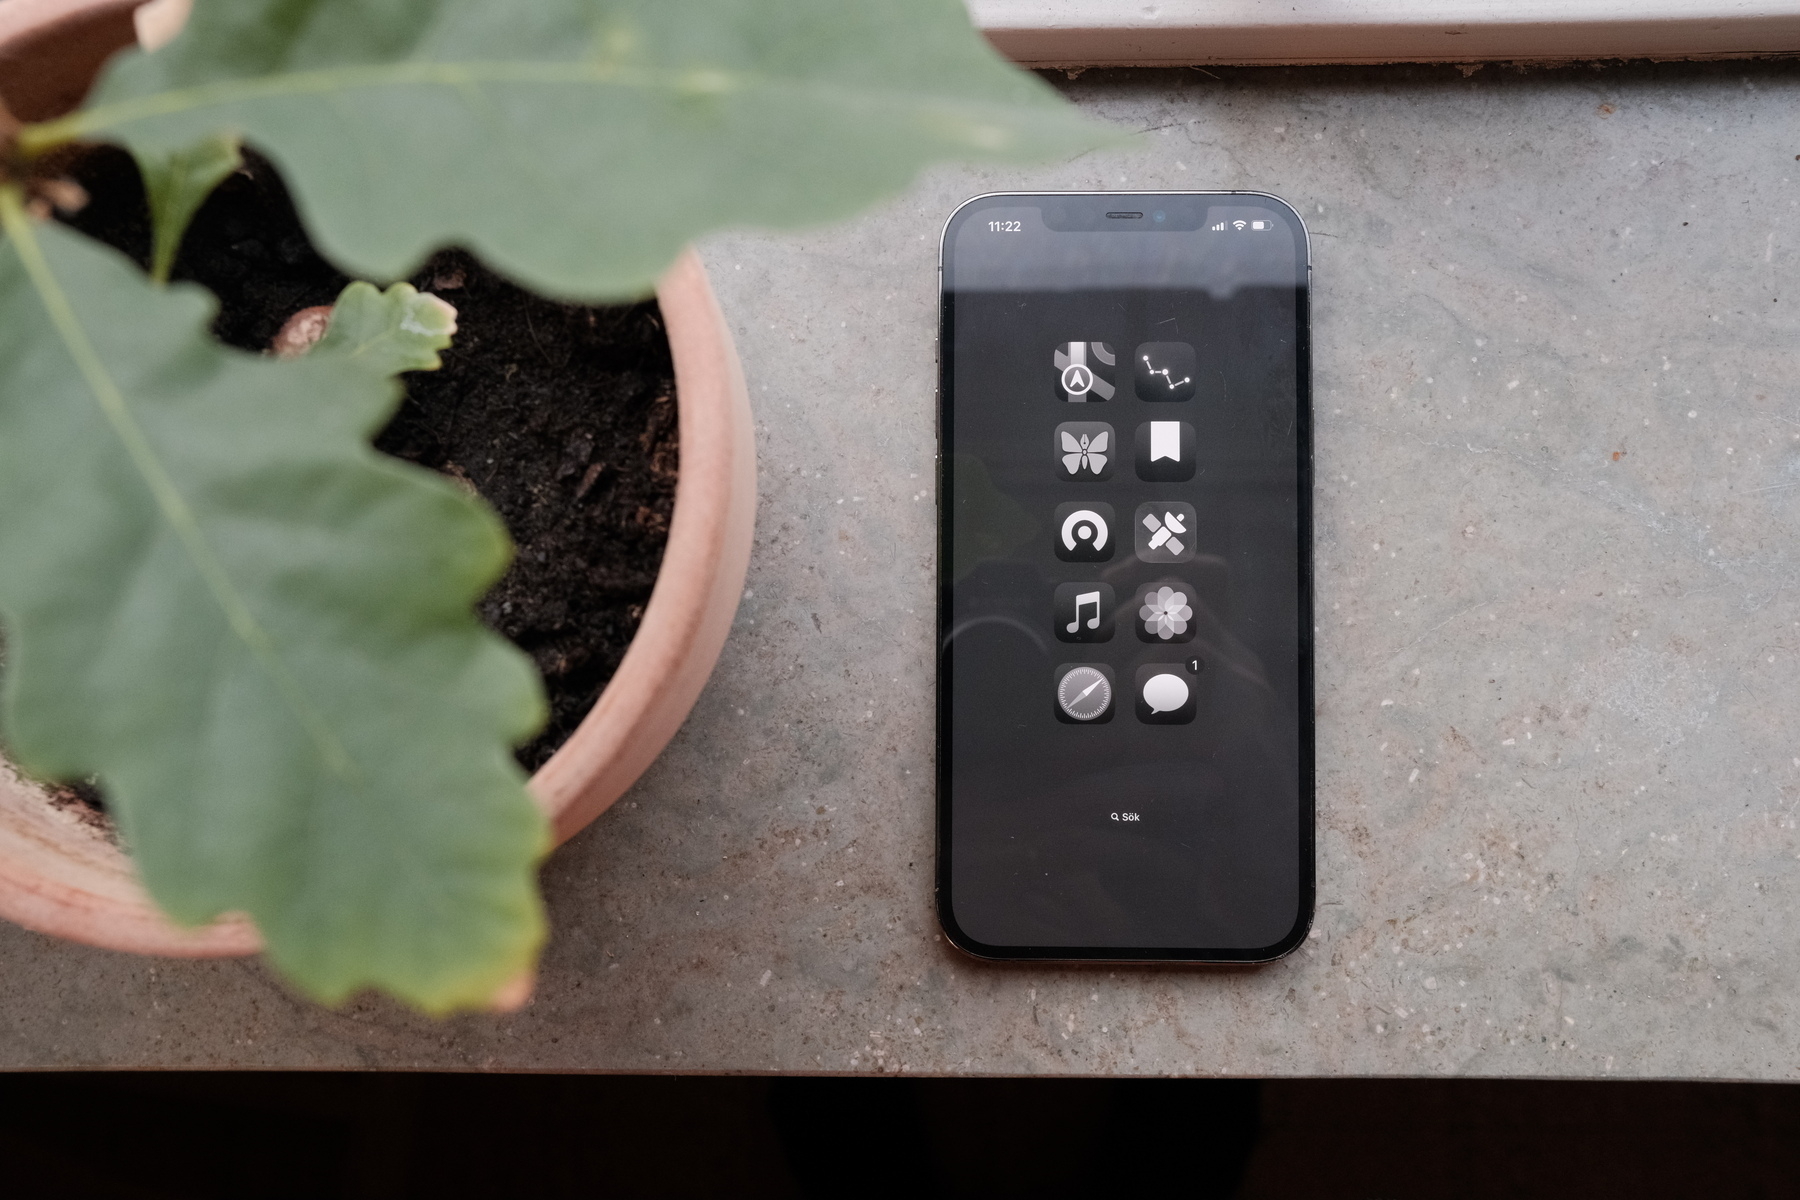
[969,0,1800,65]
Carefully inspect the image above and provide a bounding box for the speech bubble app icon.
[1134,420,1195,482]
[1142,673,1188,714]
[1133,342,1197,402]
[1054,501,1115,562]
[1054,663,1116,723]
[1135,663,1196,724]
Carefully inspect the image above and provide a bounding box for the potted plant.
[0,0,1106,1011]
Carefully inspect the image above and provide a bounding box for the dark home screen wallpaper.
[938,194,1312,956]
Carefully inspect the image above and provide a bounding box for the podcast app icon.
[1135,420,1195,482]
[1054,502,1115,562]
[1054,582,1115,643]
[1054,342,1116,402]
[1133,342,1197,402]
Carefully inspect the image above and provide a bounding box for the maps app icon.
[1054,342,1116,402]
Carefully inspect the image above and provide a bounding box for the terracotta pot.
[0,0,757,957]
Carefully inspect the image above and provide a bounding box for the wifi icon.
[1232,220,1247,230]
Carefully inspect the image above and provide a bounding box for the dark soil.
[54,147,677,771]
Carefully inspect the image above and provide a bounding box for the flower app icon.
[1137,584,1195,643]
[1054,422,1114,481]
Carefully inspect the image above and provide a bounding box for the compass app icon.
[1134,342,1197,402]
[1054,663,1115,723]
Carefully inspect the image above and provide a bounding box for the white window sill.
[969,0,1800,65]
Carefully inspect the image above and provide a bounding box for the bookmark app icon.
[1134,501,1197,563]
[1055,502,1115,562]
[1135,420,1195,482]
[1054,342,1116,402]
[1054,582,1116,643]
[1055,422,1115,481]
[1134,342,1197,402]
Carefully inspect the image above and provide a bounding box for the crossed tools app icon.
[1055,502,1115,562]
[1134,501,1197,563]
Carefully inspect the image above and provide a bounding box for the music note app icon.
[1054,582,1115,643]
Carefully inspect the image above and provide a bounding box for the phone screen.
[937,193,1312,960]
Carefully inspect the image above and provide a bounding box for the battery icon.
[1249,220,1270,230]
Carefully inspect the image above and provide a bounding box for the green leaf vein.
[23,61,1040,153]
[0,187,353,777]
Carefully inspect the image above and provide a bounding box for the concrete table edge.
[967,0,1800,65]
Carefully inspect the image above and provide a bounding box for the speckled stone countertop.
[5,61,1800,1076]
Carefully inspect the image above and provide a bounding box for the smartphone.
[936,192,1313,962]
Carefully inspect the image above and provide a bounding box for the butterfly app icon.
[1054,422,1115,481]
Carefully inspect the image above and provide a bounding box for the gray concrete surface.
[4,61,1800,1076]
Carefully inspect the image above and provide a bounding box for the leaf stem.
[0,186,355,777]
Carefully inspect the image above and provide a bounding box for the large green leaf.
[21,0,1111,299]
[0,193,548,1012]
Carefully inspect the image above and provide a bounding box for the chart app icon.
[1055,502,1115,562]
[1054,342,1116,402]
[1134,501,1196,563]
[1054,582,1116,643]
[1134,342,1197,402]
[1055,422,1115,481]
[1055,663,1116,723]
